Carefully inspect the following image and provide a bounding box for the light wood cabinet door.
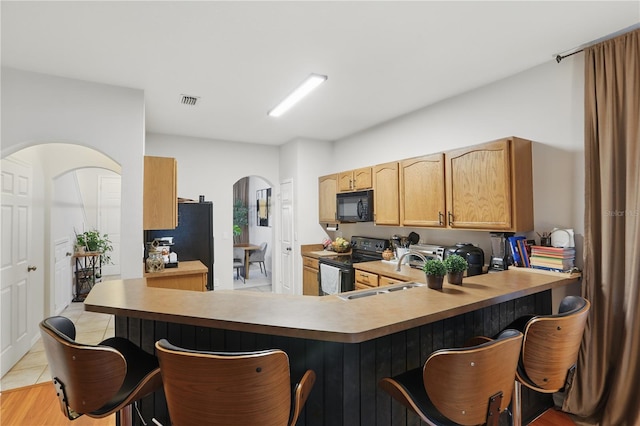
[400,153,446,227]
[143,156,177,230]
[379,275,407,287]
[373,162,400,225]
[302,256,320,296]
[338,168,372,192]
[318,174,338,223]
[355,270,379,288]
[445,137,533,231]
[353,167,372,190]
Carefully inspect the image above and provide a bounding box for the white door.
[280,180,294,294]
[1,158,34,377]
[98,175,121,277]
[54,238,72,315]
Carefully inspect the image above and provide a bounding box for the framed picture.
[256,188,271,227]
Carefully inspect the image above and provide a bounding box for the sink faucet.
[396,250,428,271]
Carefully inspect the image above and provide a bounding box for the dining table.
[233,243,261,279]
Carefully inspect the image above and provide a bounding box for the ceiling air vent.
[180,94,200,106]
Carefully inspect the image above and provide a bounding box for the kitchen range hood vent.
[180,94,200,106]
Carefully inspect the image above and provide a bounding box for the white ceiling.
[2,1,639,146]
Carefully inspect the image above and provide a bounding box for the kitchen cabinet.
[373,161,400,225]
[379,275,408,287]
[318,174,338,223]
[355,269,379,290]
[144,260,208,291]
[143,156,178,230]
[338,167,372,192]
[302,256,320,296]
[400,153,446,227]
[445,137,533,231]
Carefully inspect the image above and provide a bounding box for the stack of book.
[529,246,576,272]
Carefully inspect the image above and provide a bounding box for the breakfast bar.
[84,268,580,426]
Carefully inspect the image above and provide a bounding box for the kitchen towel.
[320,264,341,295]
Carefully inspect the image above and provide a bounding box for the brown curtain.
[233,177,249,244]
[563,29,640,426]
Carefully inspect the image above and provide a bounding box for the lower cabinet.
[355,270,379,290]
[144,260,208,291]
[379,275,407,287]
[302,256,320,295]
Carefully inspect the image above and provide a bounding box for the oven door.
[319,262,354,295]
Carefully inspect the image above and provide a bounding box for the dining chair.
[249,242,268,276]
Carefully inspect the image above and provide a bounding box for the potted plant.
[75,229,113,265]
[233,199,249,243]
[423,259,446,290]
[444,254,468,285]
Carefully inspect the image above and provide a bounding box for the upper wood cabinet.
[445,137,533,231]
[143,156,178,230]
[400,153,446,227]
[373,161,400,226]
[338,167,372,192]
[318,174,338,223]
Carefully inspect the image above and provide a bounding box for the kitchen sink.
[338,282,425,300]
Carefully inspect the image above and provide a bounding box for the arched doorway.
[232,176,273,292]
[1,143,120,376]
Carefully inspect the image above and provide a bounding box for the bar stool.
[379,329,523,426]
[39,316,163,425]
[506,295,590,426]
[155,339,316,426]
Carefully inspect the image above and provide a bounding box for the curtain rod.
[555,23,640,64]
[556,49,583,63]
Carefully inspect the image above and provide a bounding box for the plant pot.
[426,274,444,290]
[447,271,464,285]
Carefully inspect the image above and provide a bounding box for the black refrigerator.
[144,201,214,290]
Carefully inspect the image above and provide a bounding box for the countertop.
[85,267,579,344]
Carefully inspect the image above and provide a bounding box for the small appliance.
[489,232,514,271]
[444,243,485,276]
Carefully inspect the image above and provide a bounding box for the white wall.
[1,68,144,281]
[322,56,585,275]
[145,132,279,289]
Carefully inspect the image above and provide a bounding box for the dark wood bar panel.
[115,291,552,426]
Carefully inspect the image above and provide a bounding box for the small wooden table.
[233,243,261,279]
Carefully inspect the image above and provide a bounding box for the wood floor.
[1,380,574,426]
[530,407,577,426]
[0,382,114,426]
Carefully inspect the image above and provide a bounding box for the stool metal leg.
[512,380,522,426]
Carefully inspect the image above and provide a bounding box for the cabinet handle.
[438,211,444,226]
[448,211,454,226]
[28,265,37,272]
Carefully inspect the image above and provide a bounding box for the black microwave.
[336,190,374,222]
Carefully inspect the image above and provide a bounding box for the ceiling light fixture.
[268,73,327,117]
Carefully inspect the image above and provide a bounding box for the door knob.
[27,265,37,272]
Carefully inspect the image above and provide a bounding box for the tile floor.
[0,302,115,391]
[1,266,271,392]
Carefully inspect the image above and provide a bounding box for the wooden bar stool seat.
[155,339,316,426]
[39,316,163,425]
[379,329,523,426]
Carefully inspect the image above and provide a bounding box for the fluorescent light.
[268,73,327,117]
